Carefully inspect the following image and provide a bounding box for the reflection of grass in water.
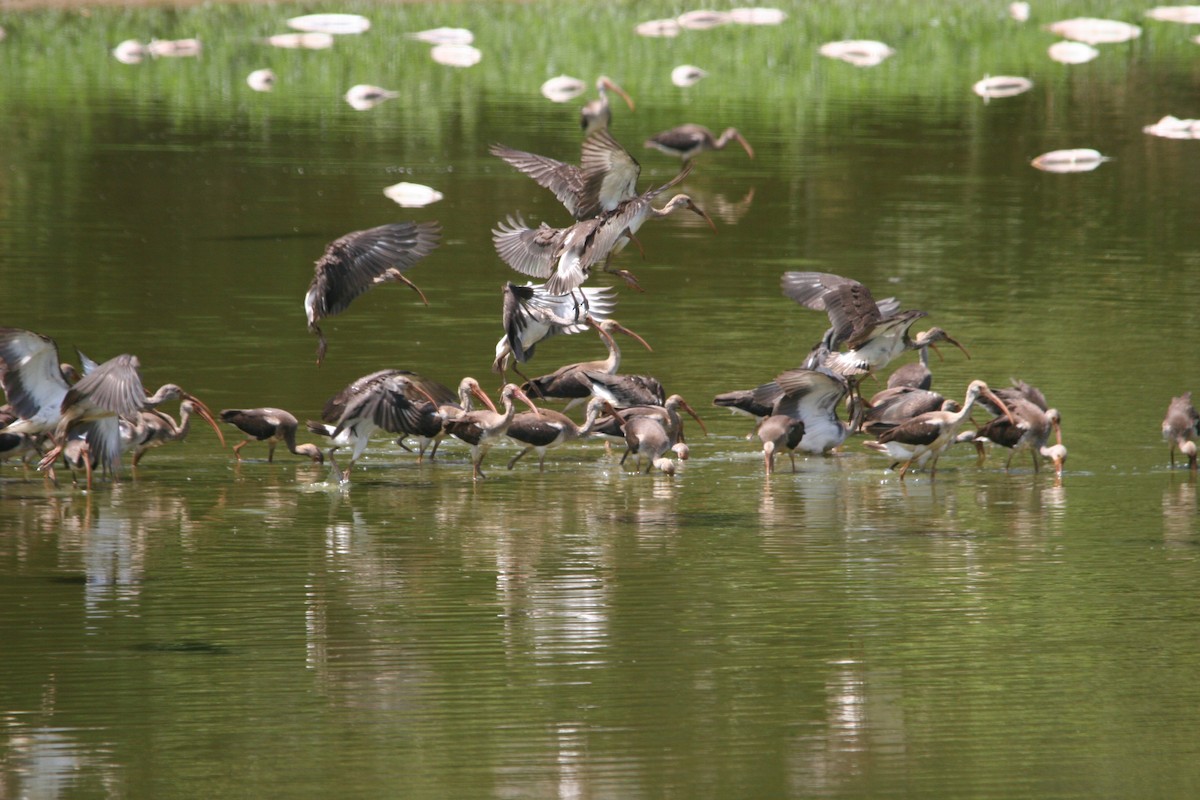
[0,0,1176,136]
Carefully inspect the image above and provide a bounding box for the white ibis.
[521,319,651,408]
[492,281,618,378]
[504,395,613,470]
[493,162,715,294]
[392,376,496,462]
[761,368,862,455]
[125,398,226,467]
[305,370,443,481]
[220,408,325,463]
[1163,392,1199,470]
[444,383,539,480]
[964,380,1066,476]
[0,328,222,487]
[580,76,635,134]
[304,221,441,365]
[491,129,642,221]
[644,124,755,161]
[757,414,805,476]
[863,380,1015,480]
[882,327,970,391]
[782,272,965,379]
[591,394,707,453]
[623,415,685,474]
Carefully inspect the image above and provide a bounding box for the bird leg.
[507,447,532,470]
[232,440,250,461]
[267,441,278,463]
[314,328,328,366]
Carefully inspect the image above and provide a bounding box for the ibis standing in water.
[306,370,444,482]
[125,398,226,467]
[521,318,651,408]
[757,414,805,476]
[1163,392,1200,470]
[622,415,686,475]
[0,327,223,488]
[580,76,635,134]
[304,221,441,365]
[864,380,1015,480]
[444,383,539,480]
[962,380,1066,477]
[504,395,614,471]
[644,124,755,161]
[220,407,325,463]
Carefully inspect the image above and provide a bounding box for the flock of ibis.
[4,6,1199,489]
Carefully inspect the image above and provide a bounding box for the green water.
[3,1,1200,797]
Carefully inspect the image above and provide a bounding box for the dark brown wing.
[306,221,441,322]
[490,144,588,218]
[220,408,297,440]
[877,417,943,447]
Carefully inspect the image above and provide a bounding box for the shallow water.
[3,2,1200,798]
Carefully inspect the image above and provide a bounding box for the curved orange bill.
[611,321,653,352]
[512,386,540,416]
[679,399,708,435]
[471,382,498,413]
[685,199,718,232]
[735,132,755,159]
[185,393,227,447]
[982,388,1017,426]
[600,76,635,111]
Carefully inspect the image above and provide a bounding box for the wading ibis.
[220,407,324,463]
[1163,392,1199,470]
[864,380,1015,480]
[444,383,539,479]
[644,124,755,161]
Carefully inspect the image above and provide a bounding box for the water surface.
[3,2,1200,798]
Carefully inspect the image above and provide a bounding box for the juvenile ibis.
[623,415,684,474]
[580,76,635,134]
[493,162,715,294]
[220,407,325,463]
[393,376,496,461]
[582,370,666,409]
[1163,392,1199,470]
[492,281,618,378]
[491,129,642,221]
[504,395,614,470]
[444,383,539,479]
[644,124,755,162]
[782,272,967,378]
[964,380,1065,476]
[521,318,651,407]
[306,370,443,481]
[757,414,805,476]
[304,221,441,365]
[761,368,862,455]
[125,398,225,467]
[0,329,222,486]
[863,380,1015,479]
